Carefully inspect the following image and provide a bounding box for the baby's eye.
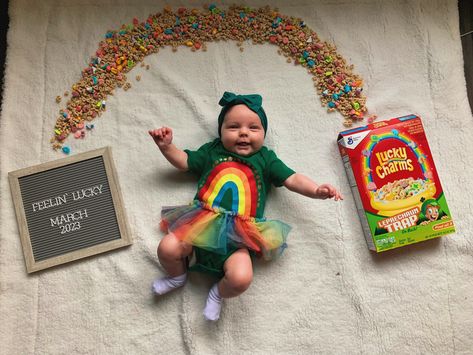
[250,125,261,130]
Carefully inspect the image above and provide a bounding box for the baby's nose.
[239,127,249,135]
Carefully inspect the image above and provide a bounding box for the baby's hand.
[315,184,343,201]
[149,127,173,149]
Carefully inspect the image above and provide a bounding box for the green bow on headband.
[217,91,268,136]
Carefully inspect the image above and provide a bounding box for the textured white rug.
[1,0,472,353]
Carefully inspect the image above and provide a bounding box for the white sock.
[152,273,187,295]
[203,283,223,321]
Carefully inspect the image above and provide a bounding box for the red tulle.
[159,219,169,233]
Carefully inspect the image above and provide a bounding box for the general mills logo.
[341,130,371,149]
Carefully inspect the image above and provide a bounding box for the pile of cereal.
[372,178,434,202]
[52,4,369,152]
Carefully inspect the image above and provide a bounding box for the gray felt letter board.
[8,147,132,273]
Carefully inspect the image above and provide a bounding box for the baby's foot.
[203,283,222,321]
[152,273,187,295]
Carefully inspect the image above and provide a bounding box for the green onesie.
[182,139,295,278]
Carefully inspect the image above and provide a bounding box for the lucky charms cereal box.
[337,114,455,252]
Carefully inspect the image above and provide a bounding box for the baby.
[149,92,342,321]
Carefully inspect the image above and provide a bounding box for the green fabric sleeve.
[266,150,296,187]
[184,140,215,175]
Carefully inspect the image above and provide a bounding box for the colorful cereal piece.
[367,115,377,123]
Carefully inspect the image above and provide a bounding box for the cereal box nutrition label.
[337,114,455,252]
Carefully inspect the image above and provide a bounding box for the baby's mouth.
[237,142,250,147]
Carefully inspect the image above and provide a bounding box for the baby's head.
[217,92,268,156]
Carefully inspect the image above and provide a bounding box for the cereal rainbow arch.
[52,4,369,151]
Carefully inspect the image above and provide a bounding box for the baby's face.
[221,104,265,156]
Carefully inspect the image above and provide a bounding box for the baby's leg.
[157,232,193,276]
[220,248,253,297]
[152,233,193,295]
[203,248,253,321]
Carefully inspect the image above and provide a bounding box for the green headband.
[217,91,268,136]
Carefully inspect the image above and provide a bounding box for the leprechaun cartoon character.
[421,198,440,222]
[418,197,448,225]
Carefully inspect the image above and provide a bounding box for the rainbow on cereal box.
[338,114,455,252]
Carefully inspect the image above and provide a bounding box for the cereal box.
[337,114,455,252]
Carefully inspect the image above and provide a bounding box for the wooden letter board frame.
[8,147,132,273]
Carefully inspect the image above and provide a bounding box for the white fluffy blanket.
[2,0,472,353]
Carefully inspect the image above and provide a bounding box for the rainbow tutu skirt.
[160,200,291,260]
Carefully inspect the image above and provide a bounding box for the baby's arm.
[149,127,188,171]
[283,173,343,201]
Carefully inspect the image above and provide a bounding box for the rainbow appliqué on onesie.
[198,161,258,217]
